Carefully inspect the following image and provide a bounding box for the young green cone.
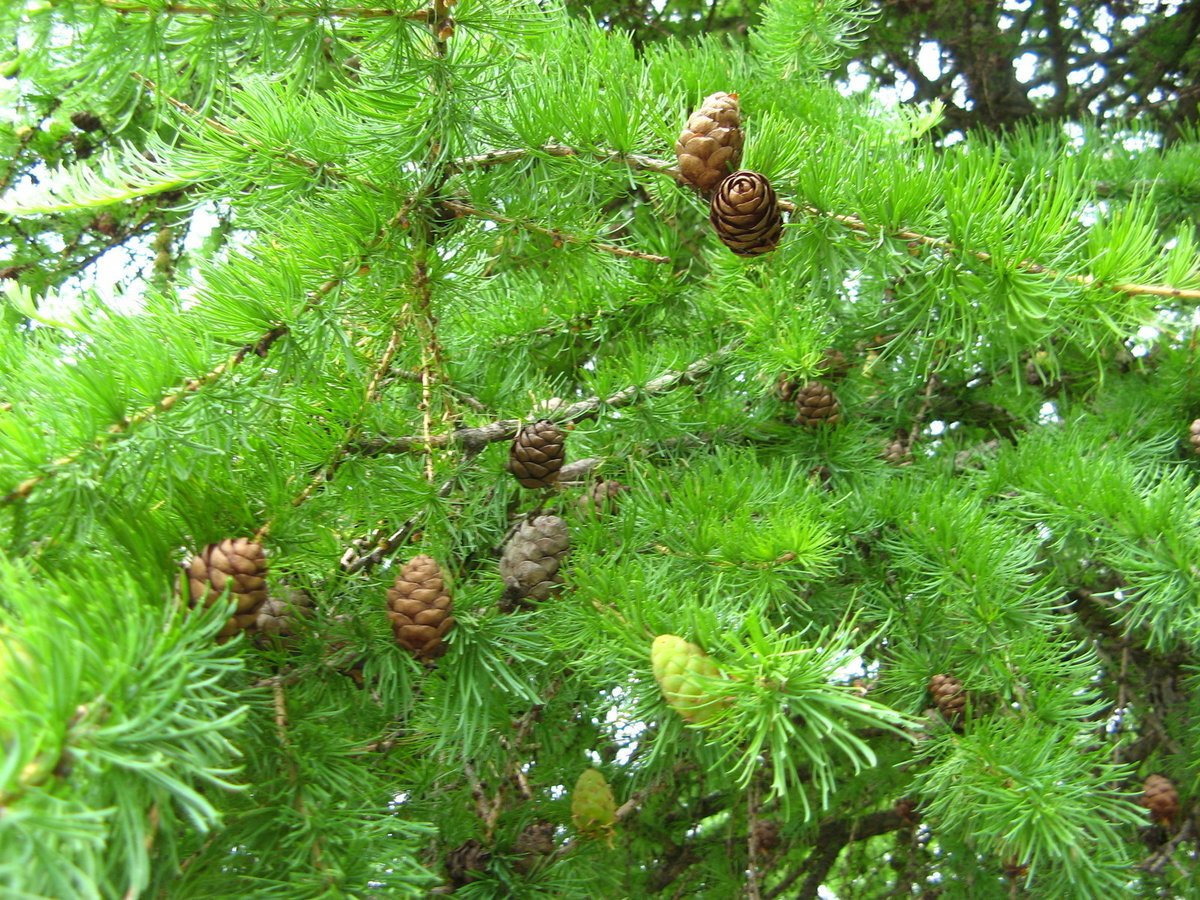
[651,634,727,724]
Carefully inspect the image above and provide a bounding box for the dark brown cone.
[445,839,490,887]
[387,555,454,662]
[499,515,570,610]
[883,434,911,465]
[255,589,314,639]
[752,819,781,853]
[577,479,627,516]
[793,381,841,427]
[1139,774,1179,825]
[508,420,565,489]
[91,212,118,237]
[709,171,783,256]
[820,347,851,379]
[928,673,966,719]
[676,92,744,193]
[1189,419,1200,455]
[70,110,103,132]
[186,538,269,639]
[775,374,801,403]
[513,820,557,874]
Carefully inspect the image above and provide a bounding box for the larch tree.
[1,1,1200,898]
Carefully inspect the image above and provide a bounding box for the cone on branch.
[651,634,727,724]
[387,555,455,663]
[445,839,490,888]
[499,516,570,610]
[928,673,966,720]
[1139,774,1179,825]
[508,420,565,489]
[883,432,911,465]
[185,538,268,640]
[576,479,627,517]
[513,819,557,874]
[1188,418,1200,455]
[70,110,102,132]
[675,91,744,193]
[793,381,841,427]
[709,171,783,256]
[255,588,315,640]
[571,768,616,840]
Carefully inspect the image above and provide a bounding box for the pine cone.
[820,347,851,379]
[571,768,616,838]
[752,819,781,853]
[675,92,744,193]
[709,171,783,256]
[508,420,565,489]
[1189,419,1200,455]
[793,381,841,427]
[576,479,627,516]
[70,110,103,132]
[185,538,268,640]
[255,588,315,639]
[387,555,455,662]
[513,819,556,873]
[883,434,911,465]
[1139,774,1179,825]
[928,673,966,720]
[445,839,490,887]
[499,516,570,609]
[651,634,727,724]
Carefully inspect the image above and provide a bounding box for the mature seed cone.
[387,555,454,662]
[928,673,966,720]
[255,589,315,639]
[793,381,841,427]
[445,839,491,887]
[883,434,911,465]
[1139,774,1179,825]
[70,110,103,132]
[571,768,616,838]
[820,347,851,379]
[513,819,557,874]
[752,819,781,853]
[709,170,783,256]
[651,634,727,724]
[576,479,627,517]
[1189,419,1200,455]
[91,212,119,237]
[775,373,801,403]
[499,515,570,609]
[186,538,268,640]
[508,420,565,489]
[675,92,744,193]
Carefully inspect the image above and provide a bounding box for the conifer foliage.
[1,0,1200,897]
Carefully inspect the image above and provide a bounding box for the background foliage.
[1,0,1199,897]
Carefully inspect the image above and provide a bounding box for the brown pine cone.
[70,110,103,132]
[387,555,454,663]
[255,589,314,639]
[577,479,627,516]
[186,538,268,640]
[499,515,570,610]
[751,819,781,853]
[793,381,841,427]
[445,839,490,887]
[676,92,744,193]
[1139,774,1179,825]
[1188,419,1200,455]
[508,420,565,489]
[820,347,851,378]
[709,171,783,255]
[928,673,966,719]
[883,434,911,465]
[513,819,557,874]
